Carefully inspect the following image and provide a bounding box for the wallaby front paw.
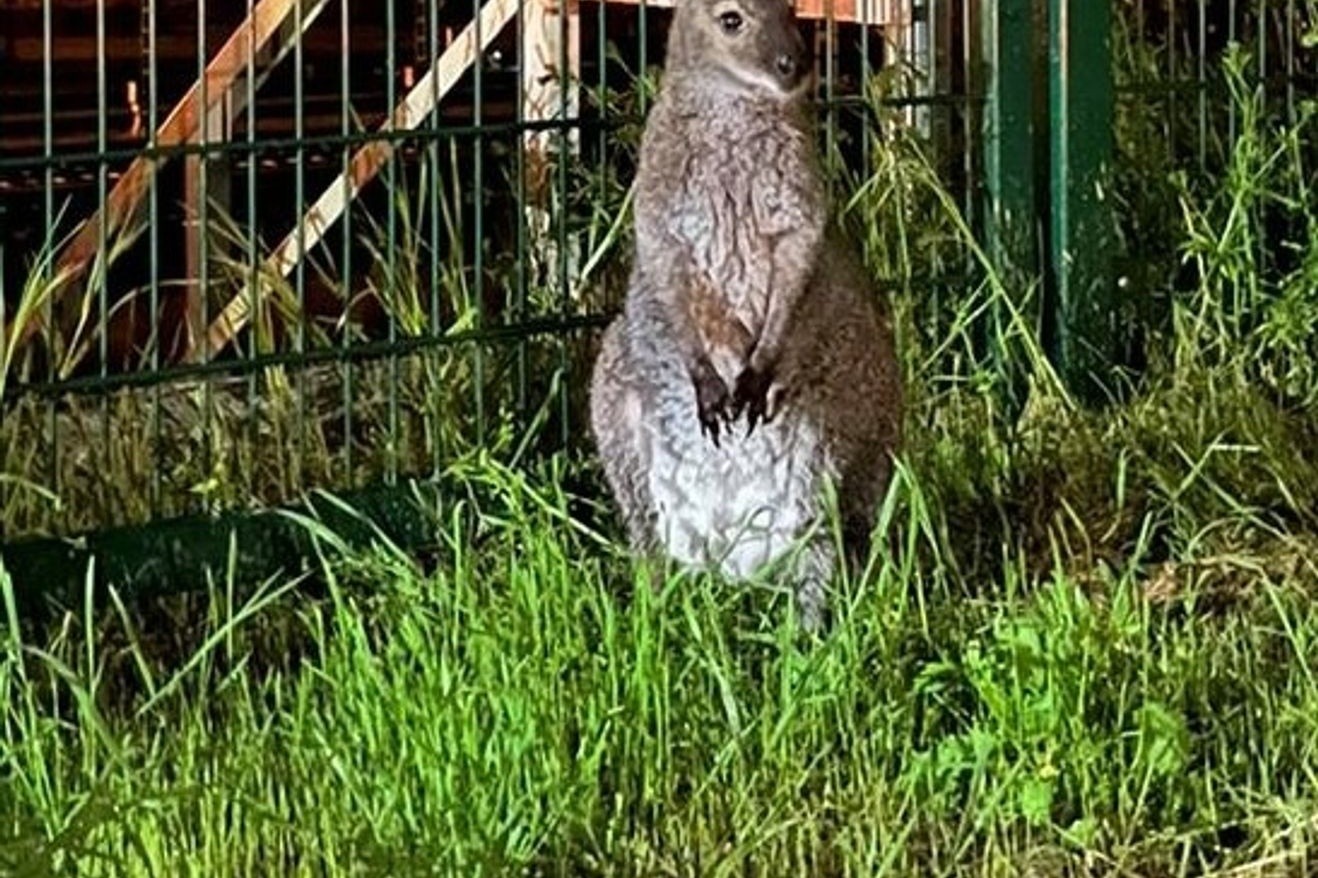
[691,360,733,447]
[732,365,780,436]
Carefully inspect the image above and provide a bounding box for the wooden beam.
[184,98,231,353]
[522,0,581,162]
[880,0,915,126]
[196,0,523,363]
[4,0,328,356]
[2,0,145,8]
[2,30,394,65]
[522,0,582,289]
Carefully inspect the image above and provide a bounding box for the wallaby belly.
[644,404,834,580]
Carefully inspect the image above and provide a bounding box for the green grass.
[3,22,1318,878]
[1,441,1316,876]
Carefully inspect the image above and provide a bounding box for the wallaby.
[589,0,902,629]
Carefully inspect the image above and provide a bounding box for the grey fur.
[589,0,902,628]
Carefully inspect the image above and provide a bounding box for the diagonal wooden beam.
[195,0,522,363]
[4,0,328,355]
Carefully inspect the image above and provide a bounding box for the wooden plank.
[879,0,915,128]
[4,0,329,355]
[522,0,581,161]
[3,0,145,8]
[3,30,393,65]
[522,0,582,289]
[184,99,231,350]
[196,0,523,363]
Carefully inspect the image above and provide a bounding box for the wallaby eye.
[718,10,744,32]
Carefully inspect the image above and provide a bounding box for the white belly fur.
[645,409,834,580]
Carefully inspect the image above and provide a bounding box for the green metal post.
[1047,0,1117,403]
[0,202,5,542]
[982,0,1040,414]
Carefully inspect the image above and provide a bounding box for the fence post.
[521,0,581,293]
[981,0,1040,413]
[1047,0,1116,403]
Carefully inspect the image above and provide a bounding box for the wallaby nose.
[775,52,797,79]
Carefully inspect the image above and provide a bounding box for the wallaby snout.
[771,32,808,89]
[761,8,810,90]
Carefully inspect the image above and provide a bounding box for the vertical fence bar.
[928,0,949,174]
[596,0,609,259]
[341,0,356,484]
[981,0,1038,412]
[199,0,215,502]
[429,0,443,477]
[1285,0,1295,125]
[187,0,208,360]
[1253,0,1266,292]
[635,0,647,117]
[149,0,163,516]
[387,0,401,482]
[555,0,571,448]
[1198,0,1208,169]
[42,0,57,512]
[97,0,110,476]
[0,203,5,539]
[475,0,489,448]
[823,0,836,180]
[1256,0,1266,88]
[859,0,872,177]
[1284,0,1295,125]
[982,0,1038,275]
[1048,0,1116,402]
[1166,0,1177,154]
[1228,0,1237,144]
[245,0,259,501]
[514,0,530,424]
[963,0,977,262]
[41,0,53,268]
[294,0,308,484]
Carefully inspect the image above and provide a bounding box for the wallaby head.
[665,0,812,100]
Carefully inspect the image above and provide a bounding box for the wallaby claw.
[732,365,775,437]
[692,360,732,447]
[699,402,724,447]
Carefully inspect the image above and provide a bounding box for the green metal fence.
[0,0,617,566]
[0,0,1312,608]
[1109,0,1316,342]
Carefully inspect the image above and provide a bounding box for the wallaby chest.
[636,97,822,363]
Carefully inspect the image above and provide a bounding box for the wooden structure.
[4,0,912,364]
[199,0,521,360]
[196,0,910,360]
[4,0,331,353]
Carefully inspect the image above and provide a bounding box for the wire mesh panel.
[1109,0,1317,357]
[0,0,980,550]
